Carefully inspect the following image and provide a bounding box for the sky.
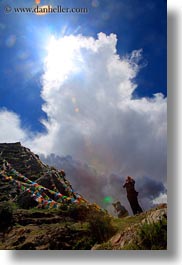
[0,0,167,212]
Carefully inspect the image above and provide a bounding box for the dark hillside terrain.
[0,143,167,250]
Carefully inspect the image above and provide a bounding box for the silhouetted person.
[123,176,143,215]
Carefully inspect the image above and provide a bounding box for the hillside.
[0,142,86,208]
[0,143,167,250]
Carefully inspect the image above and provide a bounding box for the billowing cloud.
[30,33,166,183]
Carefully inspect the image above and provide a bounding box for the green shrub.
[123,217,167,250]
[138,217,167,250]
[67,203,89,221]
[87,211,116,244]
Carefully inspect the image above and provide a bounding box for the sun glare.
[45,36,80,83]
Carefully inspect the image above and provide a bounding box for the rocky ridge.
[0,142,85,208]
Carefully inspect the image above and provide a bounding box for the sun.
[44,35,80,84]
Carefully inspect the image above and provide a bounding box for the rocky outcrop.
[142,203,167,224]
[0,142,110,250]
[0,142,47,181]
[0,142,85,208]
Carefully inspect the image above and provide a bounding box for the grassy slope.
[94,206,167,250]
[0,202,167,250]
[0,203,114,250]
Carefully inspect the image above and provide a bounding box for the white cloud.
[0,109,28,143]
[30,33,166,183]
[0,33,167,187]
[152,192,167,205]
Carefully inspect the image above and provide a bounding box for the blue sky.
[0,0,166,133]
[0,0,167,207]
